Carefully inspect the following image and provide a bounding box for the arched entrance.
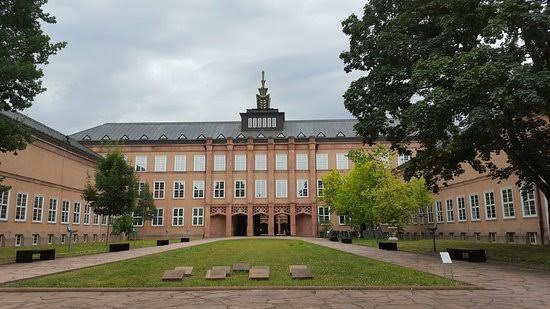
[274,214,290,236]
[210,214,226,238]
[253,214,269,236]
[296,213,312,236]
[232,214,247,236]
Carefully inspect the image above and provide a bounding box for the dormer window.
[236,133,246,139]
[82,135,91,141]
[140,135,149,140]
[101,135,110,140]
[296,132,306,138]
[317,132,326,138]
[216,133,226,139]
[178,134,187,140]
[336,131,345,137]
[197,134,206,139]
[277,133,285,138]
[257,133,265,138]
[121,135,129,140]
[159,134,167,140]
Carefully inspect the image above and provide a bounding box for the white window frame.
[153,181,165,199]
[275,179,288,198]
[152,208,164,226]
[317,179,324,197]
[83,204,91,225]
[234,154,247,171]
[470,194,481,221]
[255,179,267,198]
[174,155,186,172]
[275,154,287,170]
[194,155,206,172]
[456,196,466,222]
[135,155,147,172]
[297,179,309,198]
[15,234,23,247]
[435,200,443,223]
[296,154,308,170]
[336,153,349,170]
[32,195,44,223]
[173,181,185,199]
[484,191,497,220]
[15,192,28,222]
[172,208,184,226]
[192,207,204,226]
[214,155,226,171]
[234,180,246,198]
[133,212,143,227]
[193,180,205,199]
[520,187,537,217]
[47,198,57,223]
[427,206,434,223]
[445,199,454,222]
[0,190,9,221]
[501,187,515,218]
[318,207,330,224]
[338,215,346,225]
[61,200,70,224]
[93,211,99,225]
[32,234,39,246]
[154,155,167,172]
[316,153,329,170]
[73,202,81,224]
[213,180,225,198]
[397,153,411,166]
[527,232,537,244]
[255,154,267,171]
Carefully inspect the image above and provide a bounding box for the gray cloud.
[26,0,364,133]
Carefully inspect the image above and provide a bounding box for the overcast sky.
[26,1,364,134]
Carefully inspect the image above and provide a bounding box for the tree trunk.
[105,215,110,246]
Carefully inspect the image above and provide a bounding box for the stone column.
[226,205,232,236]
[247,204,254,236]
[267,137,275,235]
[268,204,275,235]
[290,203,297,236]
[204,138,213,238]
[226,138,234,237]
[308,137,318,237]
[288,138,296,236]
[246,138,254,236]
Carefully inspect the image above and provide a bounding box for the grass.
[354,238,550,270]
[5,239,462,288]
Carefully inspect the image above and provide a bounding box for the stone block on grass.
[162,269,186,281]
[290,265,313,279]
[232,262,250,272]
[212,266,232,276]
[249,266,270,280]
[206,268,227,280]
[174,266,193,276]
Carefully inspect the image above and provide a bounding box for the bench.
[379,242,398,251]
[180,237,190,243]
[340,231,352,244]
[109,243,130,252]
[16,249,55,263]
[447,248,486,262]
[157,239,169,246]
[328,231,339,242]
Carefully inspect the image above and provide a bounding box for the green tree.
[1,0,66,191]
[82,150,138,244]
[135,182,156,222]
[340,1,550,199]
[112,215,134,236]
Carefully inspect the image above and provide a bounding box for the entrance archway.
[274,214,290,236]
[232,214,247,236]
[253,214,269,236]
[210,214,226,237]
[296,213,312,236]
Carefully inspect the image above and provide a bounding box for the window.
[172,208,184,226]
[47,198,57,223]
[214,180,225,198]
[173,181,185,199]
[520,187,537,217]
[154,155,167,172]
[83,205,91,224]
[317,179,324,197]
[276,180,287,198]
[234,180,246,198]
[427,206,434,223]
[101,215,108,225]
[470,194,480,221]
[297,179,309,197]
[255,154,267,170]
[474,232,481,241]
[234,154,247,171]
[336,153,349,170]
[192,207,204,226]
[73,234,79,243]
[93,212,99,225]
[61,200,70,224]
[153,181,165,199]
[194,155,205,171]
[214,155,226,171]
[445,199,454,222]
[501,188,515,218]
[275,154,287,170]
[527,232,537,244]
[397,153,411,166]
[338,215,346,225]
[0,191,9,221]
[137,182,146,197]
[255,180,267,198]
[48,234,54,244]
[318,207,330,224]
[135,156,147,172]
[32,195,44,222]
[15,192,28,221]
[193,181,205,198]
[61,234,66,244]
[456,196,466,222]
[316,154,328,170]
[435,201,443,223]
[133,212,143,226]
[506,232,515,243]
[296,154,308,170]
[174,155,186,172]
[32,234,39,246]
[15,234,23,247]
[484,191,496,219]
[152,208,164,226]
[73,202,81,224]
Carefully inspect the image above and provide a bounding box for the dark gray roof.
[70,119,359,141]
[1,110,100,159]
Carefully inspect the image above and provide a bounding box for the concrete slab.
[205,268,226,280]
[161,269,186,281]
[212,266,232,276]
[249,266,270,280]
[232,262,250,272]
[174,266,193,276]
[289,265,307,275]
[291,267,313,279]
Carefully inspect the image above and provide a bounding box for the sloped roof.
[70,119,360,141]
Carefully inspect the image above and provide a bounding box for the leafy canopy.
[340,0,550,198]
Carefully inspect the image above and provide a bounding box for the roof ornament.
[256,70,271,109]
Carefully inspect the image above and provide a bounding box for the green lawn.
[354,238,550,270]
[5,239,462,288]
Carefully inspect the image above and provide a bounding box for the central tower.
[240,71,285,132]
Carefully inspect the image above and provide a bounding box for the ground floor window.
[83,234,88,242]
[318,207,330,224]
[474,232,481,241]
[192,207,204,226]
[460,232,467,240]
[93,234,98,242]
[527,232,537,244]
[32,234,39,246]
[506,232,515,243]
[172,208,184,226]
[338,215,346,225]
[152,208,164,226]
[15,234,23,247]
[73,234,79,243]
[61,234,66,244]
[48,234,54,244]
[133,212,143,226]
[488,232,496,242]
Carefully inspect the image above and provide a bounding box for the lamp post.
[428,225,438,252]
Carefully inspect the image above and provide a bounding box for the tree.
[0,0,66,191]
[112,215,134,236]
[340,1,550,199]
[82,150,138,244]
[135,183,156,222]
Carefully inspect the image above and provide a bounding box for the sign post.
[439,251,453,279]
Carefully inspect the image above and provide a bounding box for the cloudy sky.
[27,1,364,134]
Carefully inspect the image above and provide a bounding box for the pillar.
[204,138,213,238]
[308,137,318,237]
[290,203,297,236]
[247,205,253,236]
[268,204,274,235]
[226,205,232,237]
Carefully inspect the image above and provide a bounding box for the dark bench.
[180,237,190,242]
[447,248,486,262]
[157,239,169,246]
[379,242,398,251]
[340,237,352,244]
[328,231,339,242]
[16,249,55,263]
[109,243,130,252]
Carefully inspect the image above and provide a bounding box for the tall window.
[93,211,99,225]
[296,154,308,170]
[445,199,454,222]
[154,155,167,172]
[172,208,184,226]
[435,201,443,223]
[193,180,205,198]
[15,234,23,247]
[501,188,515,218]
[174,155,186,172]
[520,187,537,217]
[275,154,287,170]
[61,200,70,224]
[427,206,434,223]
[316,153,329,170]
[397,153,411,166]
[317,179,324,197]
[15,192,28,221]
[133,211,143,226]
[338,215,346,225]
[135,156,147,172]
[83,205,91,224]
[47,198,57,223]
[336,153,349,170]
[152,208,164,226]
[470,194,480,221]
[101,215,108,225]
[32,195,44,222]
[276,180,287,198]
[214,155,226,171]
[0,191,9,221]
[318,207,330,224]
[153,181,165,199]
[192,207,204,226]
[255,180,267,198]
[255,154,267,170]
[173,181,185,199]
[234,180,246,198]
[484,191,496,219]
[234,154,247,171]
[457,196,466,222]
[194,155,205,171]
[297,179,309,197]
[214,180,225,198]
[73,202,81,224]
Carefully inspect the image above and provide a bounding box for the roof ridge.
[96,118,357,126]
